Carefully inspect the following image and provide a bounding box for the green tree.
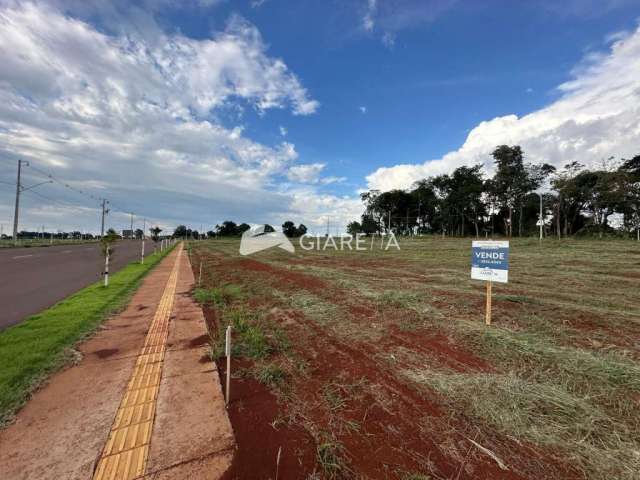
[360,214,380,235]
[346,221,361,235]
[150,226,162,241]
[620,155,640,237]
[296,224,308,236]
[216,221,239,236]
[282,221,297,237]
[173,225,187,238]
[411,180,438,233]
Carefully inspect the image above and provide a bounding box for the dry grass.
[189,236,640,480]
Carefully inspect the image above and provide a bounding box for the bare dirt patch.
[191,246,582,480]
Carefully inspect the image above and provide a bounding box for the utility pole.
[100,199,109,238]
[130,213,134,239]
[12,159,25,245]
[141,218,146,264]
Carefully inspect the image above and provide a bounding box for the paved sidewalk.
[0,245,233,480]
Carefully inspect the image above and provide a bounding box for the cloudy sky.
[1,0,639,235]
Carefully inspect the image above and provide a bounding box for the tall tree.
[282,221,297,238]
[150,226,162,241]
[173,225,187,238]
[216,221,239,236]
[620,155,640,238]
[296,224,308,236]
[346,221,362,235]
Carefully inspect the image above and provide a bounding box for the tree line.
[172,220,308,239]
[348,145,640,238]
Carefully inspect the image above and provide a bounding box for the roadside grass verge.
[0,243,176,426]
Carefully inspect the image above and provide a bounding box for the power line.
[21,161,167,232]
[21,188,99,216]
[26,163,104,205]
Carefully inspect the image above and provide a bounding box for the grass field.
[0,243,176,426]
[190,236,640,480]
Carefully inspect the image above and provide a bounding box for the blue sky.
[1,0,640,234]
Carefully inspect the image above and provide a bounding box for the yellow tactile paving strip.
[93,246,182,480]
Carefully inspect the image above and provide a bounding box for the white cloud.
[0,2,346,233]
[279,125,288,136]
[366,26,640,191]
[285,187,363,234]
[320,176,347,185]
[360,0,458,46]
[363,0,376,32]
[359,106,367,114]
[287,163,326,183]
[381,31,396,48]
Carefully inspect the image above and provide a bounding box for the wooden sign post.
[471,241,509,325]
[485,281,492,325]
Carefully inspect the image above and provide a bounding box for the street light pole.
[141,218,146,264]
[12,159,25,245]
[100,199,109,238]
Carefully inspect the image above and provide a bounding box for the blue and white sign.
[471,240,509,283]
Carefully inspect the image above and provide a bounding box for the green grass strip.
[0,243,176,426]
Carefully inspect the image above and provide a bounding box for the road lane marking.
[93,245,182,480]
[61,250,73,254]
[12,255,33,260]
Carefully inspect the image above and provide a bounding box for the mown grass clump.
[378,290,421,309]
[465,324,640,399]
[316,436,350,479]
[200,281,293,391]
[0,244,175,426]
[254,363,287,388]
[401,474,431,480]
[193,283,242,307]
[323,384,347,412]
[408,370,640,480]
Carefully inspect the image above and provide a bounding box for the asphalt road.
[0,240,148,330]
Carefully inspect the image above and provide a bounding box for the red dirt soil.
[217,358,317,480]
[192,250,584,480]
